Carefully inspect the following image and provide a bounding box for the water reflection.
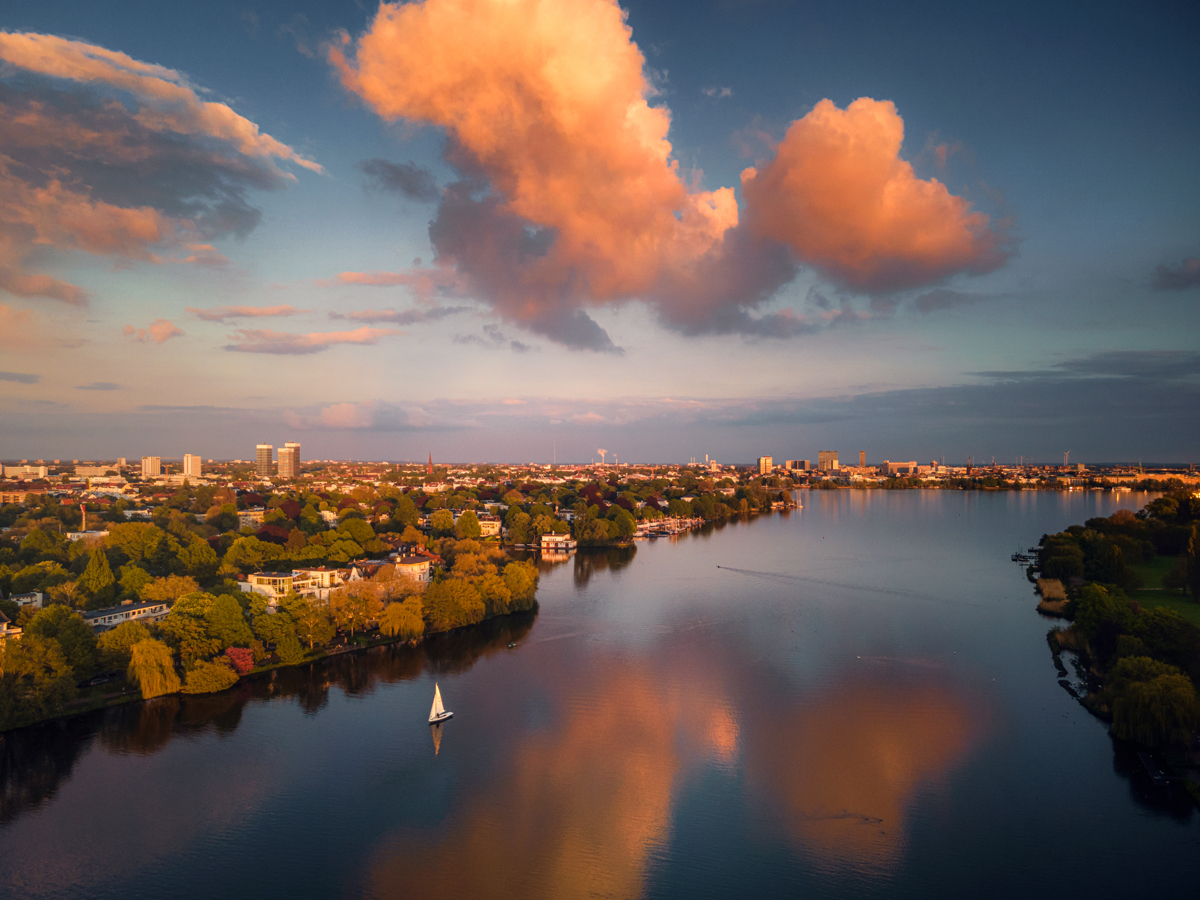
[0,610,537,827]
[572,545,637,587]
[741,667,987,873]
[361,634,988,897]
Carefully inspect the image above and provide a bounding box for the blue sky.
[0,0,1197,464]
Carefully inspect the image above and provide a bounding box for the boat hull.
[429,711,454,723]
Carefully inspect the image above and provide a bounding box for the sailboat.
[429,682,453,723]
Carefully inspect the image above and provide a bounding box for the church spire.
[427,453,433,475]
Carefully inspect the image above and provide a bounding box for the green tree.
[472,571,512,616]
[503,560,539,611]
[455,510,482,540]
[274,630,306,664]
[182,658,239,694]
[0,634,76,728]
[180,534,219,580]
[119,564,154,599]
[158,593,222,663]
[127,638,181,698]
[25,604,98,673]
[282,596,336,649]
[379,597,425,640]
[393,495,419,528]
[141,574,201,604]
[97,620,152,671]
[206,593,254,648]
[77,548,117,605]
[430,509,455,538]
[1109,656,1200,747]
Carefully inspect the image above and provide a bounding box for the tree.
[609,508,636,541]
[430,509,455,537]
[180,535,219,580]
[283,597,336,649]
[1109,656,1200,747]
[0,634,77,728]
[206,593,254,648]
[119,564,154,600]
[25,604,98,673]
[339,517,376,546]
[224,646,255,675]
[158,593,222,663]
[1187,526,1200,602]
[274,630,306,664]
[473,572,512,616]
[141,574,201,604]
[127,639,181,698]
[393,495,419,527]
[182,658,239,694]
[456,510,482,540]
[423,579,485,632]
[329,587,383,637]
[379,597,425,640]
[400,525,426,546]
[503,561,539,611]
[97,620,152,671]
[506,511,533,545]
[78,548,116,605]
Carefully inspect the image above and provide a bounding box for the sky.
[0,0,1197,465]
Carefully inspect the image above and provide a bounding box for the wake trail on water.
[714,566,986,609]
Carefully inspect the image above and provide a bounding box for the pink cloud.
[330,1,1009,346]
[741,99,1008,293]
[186,304,306,322]
[319,265,469,302]
[123,319,184,343]
[223,326,401,354]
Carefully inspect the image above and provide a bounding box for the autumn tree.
[379,597,425,640]
[141,574,201,604]
[329,587,383,637]
[182,658,239,694]
[422,579,485,632]
[97,620,152,670]
[127,638,181,698]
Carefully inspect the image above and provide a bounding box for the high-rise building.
[183,454,202,477]
[757,456,773,475]
[141,456,162,478]
[859,450,866,468]
[278,442,301,479]
[818,451,839,471]
[256,444,274,477]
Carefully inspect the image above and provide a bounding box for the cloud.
[1151,258,1200,291]
[328,304,467,324]
[453,323,538,352]
[702,86,733,99]
[123,319,183,343]
[0,32,320,303]
[186,304,306,322]
[223,326,401,354]
[76,381,120,391]
[0,303,37,347]
[741,99,1010,293]
[331,0,1008,348]
[910,288,979,313]
[0,370,38,384]
[319,265,469,302]
[282,399,457,432]
[356,158,440,202]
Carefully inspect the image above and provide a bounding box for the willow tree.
[379,597,425,640]
[127,638,181,699]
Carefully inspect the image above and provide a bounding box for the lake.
[3,489,1199,898]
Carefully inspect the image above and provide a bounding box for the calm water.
[3,490,1199,899]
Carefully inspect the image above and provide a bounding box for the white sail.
[430,683,445,720]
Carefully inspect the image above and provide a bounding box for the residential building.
[395,556,434,582]
[881,460,919,476]
[818,451,839,471]
[477,515,502,536]
[859,450,866,467]
[140,456,162,477]
[0,610,20,643]
[540,533,578,553]
[278,442,301,479]
[757,456,773,475]
[183,454,203,477]
[0,488,50,504]
[10,591,44,610]
[83,601,170,633]
[74,465,115,477]
[3,464,48,478]
[256,444,274,477]
[238,508,266,529]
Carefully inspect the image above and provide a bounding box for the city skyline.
[0,0,1197,463]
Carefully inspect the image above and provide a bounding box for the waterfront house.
[540,533,578,553]
[394,555,433,582]
[83,601,170,633]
